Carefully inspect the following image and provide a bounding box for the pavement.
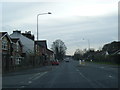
[2,59,119,89]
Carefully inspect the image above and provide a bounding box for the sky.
[1,0,119,55]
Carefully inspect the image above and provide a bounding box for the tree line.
[73,41,120,64]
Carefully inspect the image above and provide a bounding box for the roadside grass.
[89,61,120,66]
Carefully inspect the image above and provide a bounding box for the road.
[2,59,119,89]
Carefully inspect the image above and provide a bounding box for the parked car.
[65,58,69,62]
[51,60,59,65]
[65,60,69,62]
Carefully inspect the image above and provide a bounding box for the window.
[16,45,19,52]
[2,40,8,50]
[15,58,21,65]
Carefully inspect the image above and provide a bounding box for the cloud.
[2,1,118,55]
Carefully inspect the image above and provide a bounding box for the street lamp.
[37,12,52,40]
[83,38,90,50]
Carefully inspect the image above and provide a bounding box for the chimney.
[25,31,27,33]
[28,31,31,34]
[13,30,21,34]
[22,31,34,41]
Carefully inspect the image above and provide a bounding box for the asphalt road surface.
[2,59,119,89]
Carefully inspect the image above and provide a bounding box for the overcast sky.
[1,0,119,55]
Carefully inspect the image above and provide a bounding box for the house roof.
[47,49,54,54]
[35,40,47,48]
[0,32,7,38]
[11,38,19,43]
[11,38,23,46]
[22,32,34,41]
[112,49,120,55]
[10,30,34,54]
[0,32,12,42]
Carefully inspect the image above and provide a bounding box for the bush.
[107,54,120,64]
[94,54,120,64]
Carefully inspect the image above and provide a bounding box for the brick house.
[34,40,47,66]
[11,38,23,68]
[10,30,34,55]
[10,30,35,66]
[0,32,12,71]
[35,40,54,65]
[46,49,54,65]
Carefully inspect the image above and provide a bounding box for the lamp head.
[48,12,52,14]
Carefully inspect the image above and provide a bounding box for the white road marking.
[32,72,48,80]
[18,72,48,88]
[108,75,112,78]
[28,81,32,84]
[19,85,26,89]
[94,80,108,88]
[29,73,41,80]
[100,66,104,69]
[21,86,25,88]
[77,69,107,88]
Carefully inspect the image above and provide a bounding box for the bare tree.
[73,49,83,60]
[51,39,67,60]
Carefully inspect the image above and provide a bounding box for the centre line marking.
[33,72,48,80]
[108,75,112,78]
[28,81,32,84]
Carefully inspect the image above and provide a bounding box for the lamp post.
[37,12,52,40]
[83,38,90,50]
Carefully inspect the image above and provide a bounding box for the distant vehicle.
[65,60,69,62]
[51,60,59,65]
[65,59,69,62]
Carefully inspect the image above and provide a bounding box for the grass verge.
[90,61,120,66]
